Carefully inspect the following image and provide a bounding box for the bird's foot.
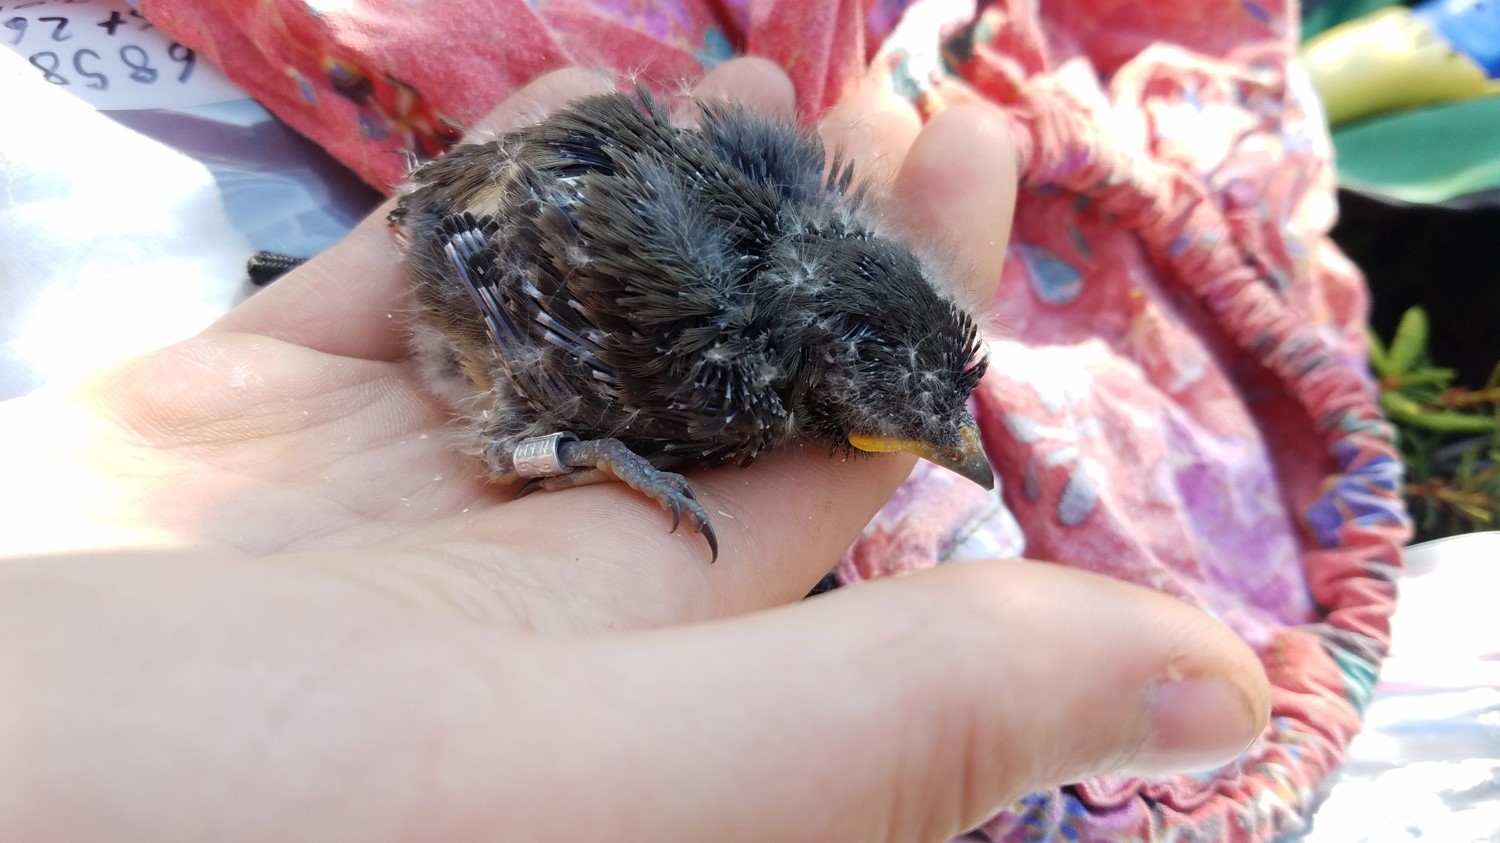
[517,468,614,497]
[513,436,718,562]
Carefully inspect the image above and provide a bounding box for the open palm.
[0,61,1268,843]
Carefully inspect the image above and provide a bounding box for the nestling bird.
[390,90,992,561]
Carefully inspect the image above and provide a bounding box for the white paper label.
[1,0,246,110]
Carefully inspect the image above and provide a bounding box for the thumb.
[548,560,1270,842]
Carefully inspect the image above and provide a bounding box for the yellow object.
[1301,7,1500,125]
[849,420,993,489]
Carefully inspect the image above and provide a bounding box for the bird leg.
[514,436,718,562]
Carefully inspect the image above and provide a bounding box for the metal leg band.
[512,432,580,478]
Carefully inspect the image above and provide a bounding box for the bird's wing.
[563,158,798,462]
[436,212,613,408]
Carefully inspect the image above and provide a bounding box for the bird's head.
[793,237,993,489]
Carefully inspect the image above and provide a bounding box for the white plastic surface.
[1306,532,1500,842]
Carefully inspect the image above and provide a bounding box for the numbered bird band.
[512,432,579,478]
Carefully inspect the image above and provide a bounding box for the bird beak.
[848,418,994,490]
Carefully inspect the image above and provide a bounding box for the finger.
[515,561,1272,841]
[891,103,1017,312]
[676,56,796,124]
[465,67,618,139]
[817,72,923,192]
[0,550,1266,842]
[206,68,617,361]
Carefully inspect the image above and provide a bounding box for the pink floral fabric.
[133,0,1411,838]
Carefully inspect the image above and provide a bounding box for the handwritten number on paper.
[167,42,195,82]
[28,50,68,84]
[98,10,124,36]
[37,14,68,40]
[11,10,199,91]
[72,47,105,89]
[118,44,156,83]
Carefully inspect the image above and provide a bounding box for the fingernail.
[1131,678,1260,776]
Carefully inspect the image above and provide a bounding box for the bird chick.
[390,90,991,561]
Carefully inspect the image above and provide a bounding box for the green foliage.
[1370,306,1500,539]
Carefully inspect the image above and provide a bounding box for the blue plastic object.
[1414,0,1500,77]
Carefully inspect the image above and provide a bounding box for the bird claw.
[615,464,716,562]
[702,521,720,562]
[507,437,719,562]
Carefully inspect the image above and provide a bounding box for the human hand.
[0,60,1269,841]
